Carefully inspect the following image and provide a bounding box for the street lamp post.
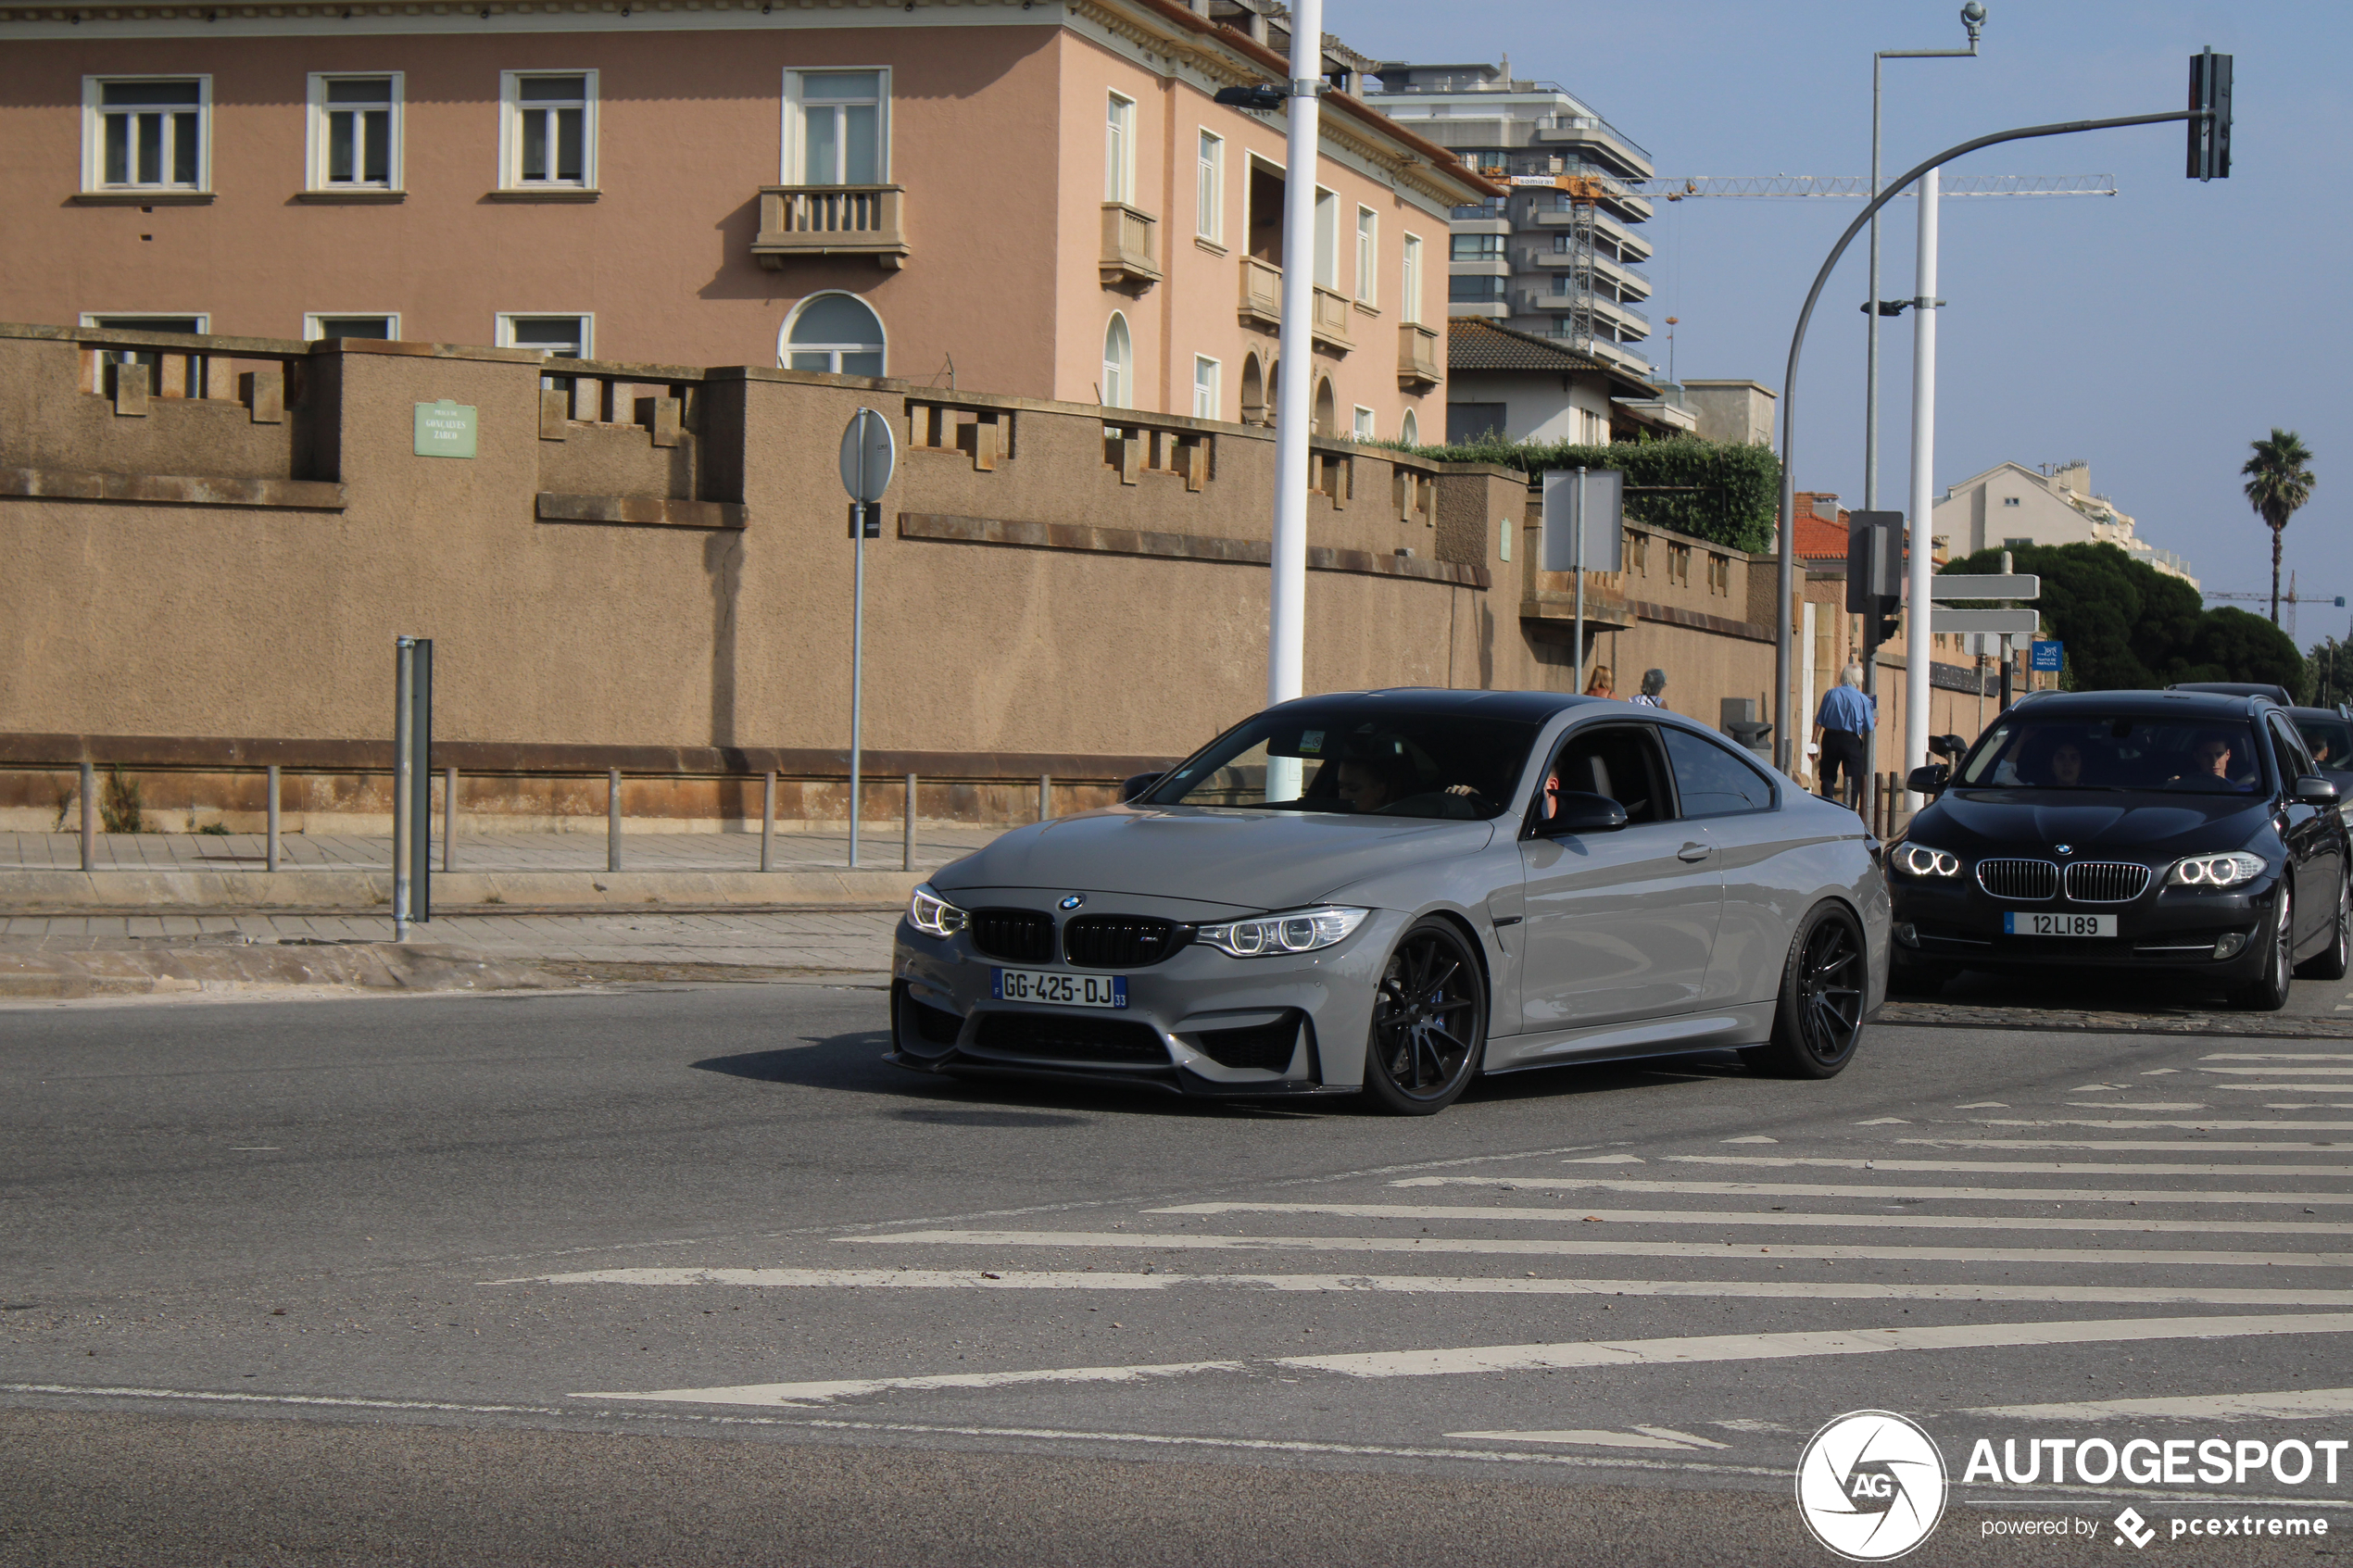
[1265,0,1322,802]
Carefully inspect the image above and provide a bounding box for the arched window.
[1312,375,1336,437]
[1399,408,1419,446]
[1239,352,1265,425]
[778,292,886,376]
[1101,312,1131,408]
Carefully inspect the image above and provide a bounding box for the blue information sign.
[2030,639,2063,672]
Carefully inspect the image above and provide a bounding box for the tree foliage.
[1403,433,1780,553]
[1944,541,2305,699]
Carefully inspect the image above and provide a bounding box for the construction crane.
[2206,573,2347,644]
[1498,171,2116,362]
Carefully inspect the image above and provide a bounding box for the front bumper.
[1888,866,2273,977]
[888,898,1408,1097]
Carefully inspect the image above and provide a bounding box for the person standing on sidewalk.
[1629,669,1668,709]
[1583,665,1616,699]
[1813,663,1875,809]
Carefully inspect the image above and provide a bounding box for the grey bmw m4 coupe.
[889,689,1891,1113]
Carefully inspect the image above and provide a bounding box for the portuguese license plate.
[2004,911,2117,937]
[992,968,1127,1009]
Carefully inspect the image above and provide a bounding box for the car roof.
[1271,688,1599,721]
[2168,681,2295,702]
[2008,688,2278,718]
[2286,707,2349,723]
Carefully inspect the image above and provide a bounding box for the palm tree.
[2244,430,2318,624]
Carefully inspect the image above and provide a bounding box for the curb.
[0,868,926,913]
[0,942,563,999]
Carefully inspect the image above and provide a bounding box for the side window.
[1541,724,1669,826]
[1661,727,1777,818]
[2271,719,2312,786]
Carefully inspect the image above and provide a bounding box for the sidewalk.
[0,826,998,874]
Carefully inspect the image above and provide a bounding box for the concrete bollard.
[761,771,776,872]
[444,766,457,872]
[608,768,623,872]
[903,772,917,872]
[1038,773,1051,823]
[80,759,95,872]
[266,763,281,872]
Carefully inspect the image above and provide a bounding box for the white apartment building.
[1931,460,2198,588]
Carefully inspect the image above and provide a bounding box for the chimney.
[2054,460,2089,497]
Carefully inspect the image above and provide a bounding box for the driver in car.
[2171,733,2240,784]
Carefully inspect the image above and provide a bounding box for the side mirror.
[1927,734,1969,760]
[1120,771,1163,803]
[1540,791,1629,835]
[1906,764,1950,797]
[2295,774,2340,806]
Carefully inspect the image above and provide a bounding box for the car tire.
[2229,884,2296,1011]
[1742,901,1869,1080]
[1361,917,1487,1116]
[2296,876,2350,982]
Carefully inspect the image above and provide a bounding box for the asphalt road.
[7,975,2353,1565]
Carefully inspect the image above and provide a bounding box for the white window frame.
[1101,311,1132,408]
[1192,354,1221,420]
[777,291,889,377]
[1353,206,1378,306]
[1195,128,1224,243]
[1401,232,1424,325]
[1105,92,1136,206]
[82,75,211,194]
[81,311,211,334]
[497,70,598,192]
[1311,186,1338,289]
[496,312,595,360]
[780,67,891,186]
[1353,406,1376,442]
[303,312,402,341]
[306,73,403,193]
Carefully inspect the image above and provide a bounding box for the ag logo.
[1795,1410,1947,1562]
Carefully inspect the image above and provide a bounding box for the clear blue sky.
[1340,0,2347,640]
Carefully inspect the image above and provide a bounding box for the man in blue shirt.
[1813,663,1875,808]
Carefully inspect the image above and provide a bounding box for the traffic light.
[2188,48,2232,181]
[1846,510,1905,646]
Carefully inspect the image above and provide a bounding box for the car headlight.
[2167,852,2265,888]
[1894,843,1961,878]
[908,883,968,937]
[1197,906,1370,959]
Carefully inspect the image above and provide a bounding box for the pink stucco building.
[0,0,1495,434]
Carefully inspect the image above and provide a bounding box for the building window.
[1399,408,1419,446]
[1101,313,1132,408]
[1353,406,1375,442]
[82,312,208,335]
[1354,207,1377,306]
[501,73,595,189]
[2001,495,2022,507]
[85,77,208,192]
[1448,276,1506,305]
[1192,354,1220,420]
[1450,233,1504,260]
[308,74,399,191]
[1105,93,1135,205]
[778,293,886,376]
[1312,187,1338,289]
[305,313,398,341]
[1446,403,1504,445]
[1196,130,1223,242]
[1401,233,1423,325]
[2004,535,2033,550]
[497,312,592,364]
[787,69,887,184]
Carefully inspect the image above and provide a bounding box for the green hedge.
[1401,434,1782,554]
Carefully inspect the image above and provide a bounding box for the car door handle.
[1678,842,1713,862]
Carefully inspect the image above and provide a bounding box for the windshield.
[2295,718,2353,770]
[1142,706,1541,819]
[1956,714,2265,793]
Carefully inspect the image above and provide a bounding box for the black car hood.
[1912,788,2274,859]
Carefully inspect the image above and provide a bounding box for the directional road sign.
[1925,574,2039,600]
[1929,608,2041,637]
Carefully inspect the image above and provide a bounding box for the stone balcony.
[1099,203,1163,290]
[751,185,909,270]
[1397,322,1441,389]
[1234,258,1353,353]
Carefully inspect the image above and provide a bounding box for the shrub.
[1402,433,1781,553]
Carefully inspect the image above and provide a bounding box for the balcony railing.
[1397,322,1441,389]
[1234,258,1352,352]
[1311,286,1353,352]
[751,185,909,270]
[1099,202,1163,290]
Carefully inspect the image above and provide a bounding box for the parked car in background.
[890,690,1890,1114]
[2286,706,2353,801]
[1890,689,2351,1009]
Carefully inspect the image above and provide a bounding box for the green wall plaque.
[414,399,477,458]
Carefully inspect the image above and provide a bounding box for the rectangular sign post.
[2031,639,2064,673]
[391,635,434,939]
[838,408,897,867]
[1541,469,1622,689]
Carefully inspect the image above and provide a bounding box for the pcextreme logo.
[1796,1410,1950,1562]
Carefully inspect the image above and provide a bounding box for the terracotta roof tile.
[1793,492,1848,560]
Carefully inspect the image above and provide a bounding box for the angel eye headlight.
[908,883,969,937]
[1199,906,1370,959]
[1894,843,1961,878]
[2167,852,2264,889]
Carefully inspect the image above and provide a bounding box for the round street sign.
[838,407,896,504]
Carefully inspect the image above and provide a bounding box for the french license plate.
[2004,911,2118,937]
[991,968,1127,1009]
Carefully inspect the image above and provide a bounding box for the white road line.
[2203,1059,2353,1069]
[1447,1427,1730,1450]
[1967,1387,2353,1423]
[1898,1139,2351,1153]
[2210,1085,2353,1092]
[497,1266,2353,1308]
[1396,1176,2353,1206]
[577,1313,2353,1409]
[848,1228,2353,1269]
[1971,1119,2353,1131]
[1661,1155,2353,1178]
[1144,1201,2353,1237]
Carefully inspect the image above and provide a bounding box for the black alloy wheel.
[1743,902,1869,1080]
[2232,884,2296,1010]
[2298,875,2351,982]
[1362,918,1486,1115]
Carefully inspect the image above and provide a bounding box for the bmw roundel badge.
[1059,895,1085,910]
